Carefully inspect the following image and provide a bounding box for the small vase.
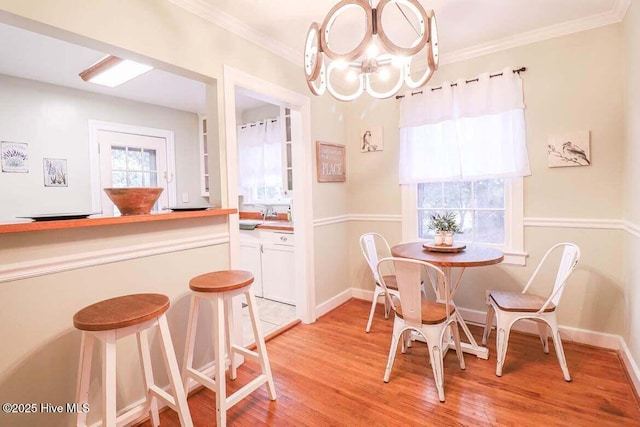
[444,232,454,246]
[434,231,444,246]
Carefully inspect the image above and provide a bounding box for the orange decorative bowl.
[103,187,163,215]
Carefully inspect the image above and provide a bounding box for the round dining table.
[391,242,504,359]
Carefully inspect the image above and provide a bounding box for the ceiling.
[0,1,630,113]
[172,0,629,65]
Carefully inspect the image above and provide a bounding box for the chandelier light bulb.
[304,0,439,101]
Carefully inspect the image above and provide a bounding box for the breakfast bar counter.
[0,208,237,234]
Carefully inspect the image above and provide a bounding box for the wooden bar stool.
[182,270,276,427]
[73,293,193,427]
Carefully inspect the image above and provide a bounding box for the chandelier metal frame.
[304,0,439,101]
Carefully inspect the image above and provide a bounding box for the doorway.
[223,66,315,325]
[89,120,178,213]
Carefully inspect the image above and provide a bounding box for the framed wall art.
[43,158,68,187]
[547,130,591,168]
[316,141,345,182]
[360,126,383,152]
[1,141,28,173]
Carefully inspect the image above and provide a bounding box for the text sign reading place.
[316,141,345,182]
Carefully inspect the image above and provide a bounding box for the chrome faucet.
[263,205,278,220]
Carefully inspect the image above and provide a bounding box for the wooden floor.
[140,299,640,426]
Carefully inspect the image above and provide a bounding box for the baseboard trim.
[0,233,229,283]
[315,288,353,318]
[619,338,640,400]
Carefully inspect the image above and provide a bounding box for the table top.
[391,242,504,268]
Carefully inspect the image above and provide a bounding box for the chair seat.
[489,291,556,313]
[73,293,169,331]
[378,275,398,290]
[395,300,455,325]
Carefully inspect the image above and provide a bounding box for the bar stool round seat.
[182,269,277,427]
[74,293,193,427]
[73,293,169,331]
[189,270,254,293]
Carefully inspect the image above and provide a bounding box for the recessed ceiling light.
[79,55,153,87]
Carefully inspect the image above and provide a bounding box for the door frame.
[223,66,316,324]
[88,120,178,212]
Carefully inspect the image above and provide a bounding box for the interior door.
[98,130,169,215]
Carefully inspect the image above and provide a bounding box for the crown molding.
[167,0,299,65]
[169,0,631,69]
[441,0,632,65]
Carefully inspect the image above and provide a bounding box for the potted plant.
[427,211,462,246]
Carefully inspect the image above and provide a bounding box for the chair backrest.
[377,257,449,328]
[359,233,392,283]
[523,242,580,309]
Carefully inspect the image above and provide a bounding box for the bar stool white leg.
[137,329,160,427]
[182,295,199,394]
[213,294,228,427]
[224,297,237,380]
[76,332,94,427]
[102,330,117,426]
[245,290,276,400]
[157,315,194,427]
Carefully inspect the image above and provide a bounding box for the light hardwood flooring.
[139,298,640,426]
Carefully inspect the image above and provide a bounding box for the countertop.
[0,208,237,234]
[239,212,294,232]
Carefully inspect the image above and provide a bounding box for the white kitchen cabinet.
[239,238,263,297]
[239,229,295,305]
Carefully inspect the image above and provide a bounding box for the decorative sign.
[316,141,345,182]
[1,141,28,173]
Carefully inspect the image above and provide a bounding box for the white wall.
[0,1,350,426]
[623,0,640,372]
[0,74,204,220]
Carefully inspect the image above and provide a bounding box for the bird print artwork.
[562,141,590,165]
[547,131,591,168]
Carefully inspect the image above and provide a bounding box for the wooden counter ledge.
[0,208,237,234]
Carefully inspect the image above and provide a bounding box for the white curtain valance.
[399,67,531,184]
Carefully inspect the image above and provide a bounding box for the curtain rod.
[395,66,527,100]
[239,117,278,129]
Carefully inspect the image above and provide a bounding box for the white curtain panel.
[237,118,282,199]
[398,67,531,184]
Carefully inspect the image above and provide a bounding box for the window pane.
[444,181,472,209]
[142,149,157,171]
[128,149,143,171]
[418,209,438,239]
[475,211,505,244]
[112,171,127,187]
[475,179,504,209]
[111,147,126,170]
[128,172,143,187]
[417,183,442,208]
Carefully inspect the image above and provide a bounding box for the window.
[237,116,290,203]
[403,178,525,265]
[418,179,505,244]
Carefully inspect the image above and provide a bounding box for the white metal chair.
[360,233,400,333]
[379,257,465,402]
[482,242,580,381]
[360,233,430,333]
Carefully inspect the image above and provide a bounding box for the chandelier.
[304,0,439,101]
